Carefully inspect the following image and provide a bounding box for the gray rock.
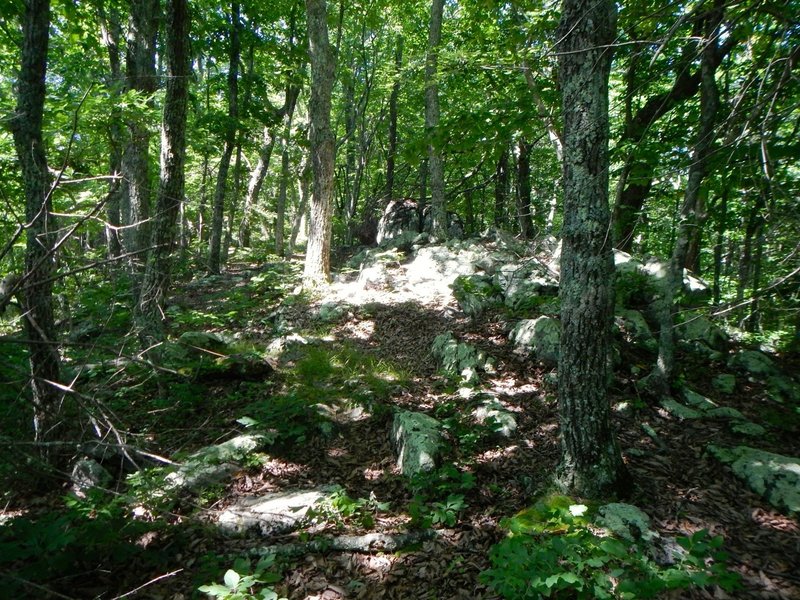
[390,411,444,477]
[708,445,800,515]
[683,389,717,411]
[510,316,560,366]
[166,434,269,492]
[494,262,559,312]
[641,259,711,306]
[316,302,351,323]
[217,486,339,536]
[660,398,702,420]
[596,503,659,543]
[451,274,502,317]
[431,332,494,384]
[473,398,517,438]
[728,350,778,377]
[712,374,736,394]
[615,309,657,351]
[71,458,112,496]
[677,315,728,351]
[730,421,767,436]
[377,199,420,244]
[178,331,230,352]
[766,375,800,404]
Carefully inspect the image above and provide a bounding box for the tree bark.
[494,147,508,228]
[208,1,240,274]
[303,0,337,284]
[516,137,533,239]
[385,34,402,203]
[556,0,627,499]
[647,2,723,396]
[289,155,312,254]
[425,0,446,239]
[11,0,63,458]
[135,0,190,350]
[275,100,297,256]
[120,0,159,268]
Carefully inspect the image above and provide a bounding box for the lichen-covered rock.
[510,316,560,367]
[71,458,112,497]
[472,398,517,438]
[683,389,717,411]
[217,486,340,536]
[390,411,444,477]
[728,350,778,377]
[730,421,767,437]
[494,262,558,312]
[660,398,702,420]
[615,309,657,351]
[316,302,352,323]
[766,375,800,404]
[166,434,270,492]
[708,445,800,515]
[451,274,502,317]
[596,503,659,543]
[677,315,729,351]
[431,332,494,384]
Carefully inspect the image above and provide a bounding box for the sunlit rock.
[390,410,444,477]
[510,316,560,367]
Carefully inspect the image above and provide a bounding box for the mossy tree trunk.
[555,0,628,499]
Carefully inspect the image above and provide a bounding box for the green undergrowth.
[482,494,741,599]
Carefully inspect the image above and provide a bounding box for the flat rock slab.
[217,486,339,536]
[390,411,444,477]
[708,445,800,515]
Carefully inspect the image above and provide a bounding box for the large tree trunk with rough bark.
[385,34,402,203]
[425,0,446,239]
[516,137,533,239]
[135,0,189,350]
[208,1,240,274]
[303,0,336,284]
[120,0,158,269]
[555,0,628,499]
[11,0,63,460]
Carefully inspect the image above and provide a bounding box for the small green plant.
[481,495,741,599]
[407,465,475,528]
[199,555,286,600]
[304,489,390,529]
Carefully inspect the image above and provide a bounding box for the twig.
[110,569,183,599]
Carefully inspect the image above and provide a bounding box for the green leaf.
[224,569,241,589]
[198,583,232,595]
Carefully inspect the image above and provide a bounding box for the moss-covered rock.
[707,445,800,515]
[390,411,444,477]
[510,316,560,367]
[431,332,494,384]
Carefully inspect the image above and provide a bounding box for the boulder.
[217,486,340,536]
[596,503,659,543]
[677,315,729,351]
[472,398,517,438]
[641,258,711,306]
[451,274,503,317]
[71,458,113,497]
[510,316,560,366]
[390,411,444,477]
[377,199,420,244]
[494,261,558,312]
[431,332,494,384]
[708,445,800,515]
[615,309,657,351]
[316,301,352,323]
[727,350,778,377]
[173,332,274,381]
[166,434,270,492]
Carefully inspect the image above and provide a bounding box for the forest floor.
[2,247,799,599]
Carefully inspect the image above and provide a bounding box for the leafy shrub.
[481,495,741,599]
[304,489,390,529]
[199,555,286,600]
[407,464,475,528]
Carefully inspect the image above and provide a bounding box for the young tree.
[555,0,628,498]
[135,0,190,349]
[10,0,63,457]
[208,1,241,274]
[425,0,446,239]
[303,0,336,284]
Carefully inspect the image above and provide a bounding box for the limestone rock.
[510,316,560,367]
[708,445,800,515]
[217,486,339,536]
[390,411,444,477]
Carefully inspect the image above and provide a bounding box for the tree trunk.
[303,0,336,284]
[647,2,723,396]
[290,156,312,254]
[712,188,728,305]
[386,34,402,203]
[425,0,446,239]
[120,0,158,269]
[198,62,212,244]
[516,137,533,239]
[239,126,276,247]
[98,1,124,259]
[208,0,240,274]
[556,0,627,499]
[275,101,297,256]
[11,0,63,458]
[494,147,508,228]
[135,0,189,350]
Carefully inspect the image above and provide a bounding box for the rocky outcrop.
[431,332,495,384]
[510,316,560,366]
